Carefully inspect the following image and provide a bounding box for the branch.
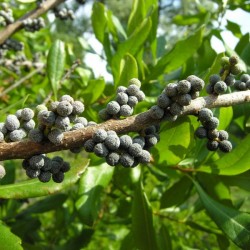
[0,0,65,45]
[0,90,249,161]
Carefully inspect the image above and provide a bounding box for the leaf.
[226,20,242,38]
[132,176,158,250]
[0,221,23,250]
[160,176,193,209]
[47,40,65,99]
[197,134,250,175]
[83,77,106,105]
[75,164,114,226]
[157,225,172,250]
[192,178,250,249]
[91,2,107,43]
[155,117,193,166]
[218,107,233,130]
[117,53,138,86]
[147,26,204,80]
[0,159,89,199]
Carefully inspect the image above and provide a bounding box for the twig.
[0,90,250,161]
[0,65,44,98]
[0,0,66,45]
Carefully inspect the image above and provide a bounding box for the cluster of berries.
[22,155,70,183]
[195,108,232,152]
[99,78,145,120]
[0,3,14,26]
[54,8,75,20]
[149,75,204,121]
[234,74,250,91]
[83,125,159,167]
[29,95,87,145]
[0,39,24,53]
[0,108,35,142]
[220,55,243,76]
[22,18,45,32]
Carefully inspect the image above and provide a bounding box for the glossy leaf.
[47,40,65,99]
[193,179,250,249]
[218,107,233,130]
[197,134,250,175]
[132,176,158,250]
[0,159,89,199]
[75,164,114,226]
[155,117,193,166]
[0,221,22,250]
[117,53,138,86]
[157,225,172,250]
[148,26,204,80]
[160,176,193,209]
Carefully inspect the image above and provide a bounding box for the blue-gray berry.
[135,90,145,101]
[52,171,64,183]
[49,101,59,112]
[218,130,229,141]
[198,108,213,123]
[149,105,164,119]
[133,136,145,148]
[93,129,108,143]
[26,168,40,178]
[209,74,221,85]
[61,161,70,172]
[170,102,184,116]
[94,143,109,157]
[195,127,207,139]
[5,114,20,131]
[177,80,191,94]
[157,93,171,109]
[177,94,192,106]
[104,134,120,151]
[28,128,44,143]
[127,96,138,107]
[120,104,133,117]
[55,116,71,131]
[83,139,96,152]
[120,153,134,168]
[207,129,219,140]
[0,122,7,135]
[214,81,227,94]
[187,75,204,91]
[99,109,112,121]
[29,155,45,169]
[203,117,219,130]
[21,108,34,121]
[165,83,178,97]
[9,129,26,142]
[0,132,4,142]
[138,150,151,163]
[72,101,85,115]
[23,119,35,131]
[128,143,143,157]
[71,123,84,130]
[106,101,120,115]
[73,117,88,126]
[119,135,133,149]
[145,134,159,147]
[116,92,128,105]
[48,129,64,145]
[116,86,127,94]
[56,101,73,117]
[38,110,56,126]
[106,152,120,166]
[206,140,219,151]
[219,140,232,152]
[59,94,74,104]
[126,84,140,96]
[38,171,52,182]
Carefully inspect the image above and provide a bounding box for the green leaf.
[173,14,203,25]
[157,225,172,250]
[117,53,138,86]
[83,77,106,105]
[91,2,107,43]
[197,134,250,175]
[75,164,114,226]
[132,175,158,250]
[148,26,204,80]
[226,20,242,38]
[155,117,193,166]
[192,178,250,249]
[218,107,233,130]
[0,221,23,250]
[47,40,65,99]
[160,176,193,209]
[0,159,89,199]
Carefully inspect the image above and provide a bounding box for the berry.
[145,134,159,147]
[9,129,26,142]
[165,83,177,97]
[120,104,133,117]
[138,150,151,163]
[71,123,84,131]
[209,74,220,85]
[15,109,23,119]
[38,171,51,182]
[52,172,64,183]
[220,56,230,67]
[26,168,40,178]
[240,74,250,83]
[177,80,191,94]
[144,126,157,135]
[36,104,48,113]
[206,84,214,94]
[87,121,97,127]
[126,84,140,96]
[117,86,127,94]
[219,140,232,152]
[198,108,213,123]
[225,75,235,86]
[119,135,133,149]
[0,165,6,179]
[135,90,145,101]
[177,94,192,106]
[120,153,134,168]
[83,139,96,152]
[29,155,44,169]
[169,102,184,116]
[5,114,20,131]
[106,152,120,166]
[195,127,207,139]
[99,109,112,121]
[218,130,229,141]
[235,80,246,91]
[0,122,7,135]
[186,75,204,91]
[246,80,250,90]
[23,119,36,131]
[116,92,128,105]
[72,101,85,115]
[49,101,59,112]
[230,64,243,75]
[127,96,138,107]
[94,143,109,157]
[48,129,64,145]
[163,111,178,122]
[129,78,141,87]
[38,110,56,126]
[214,81,227,94]
[157,93,171,109]
[128,143,143,157]
[106,101,120,115]
[203,117,219,130]
[50,160,62,174]
[93,129,108,143]
[104,134,120,151]
[61,162,70,172]
[207,130,219,140]
[190,91,200,100]
[55,116,71,131]
[149,105,164,119]
[133,136,146,148]
[229,55,238,66]
[206,140,219,151]
[21,108,34,121]
[73,117,88,126]
[59,94,74,104]
[57,101,73,117]
[28,128,44,143]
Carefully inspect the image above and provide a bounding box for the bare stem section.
[0,0,65,45]
[0,90,249,161]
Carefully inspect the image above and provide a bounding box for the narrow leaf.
[47,40,65,99]
[132,175,158,250]
[0,221,23,250]
[0,159,89,199]
[193,178,250,249]
[75,164,114,226]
